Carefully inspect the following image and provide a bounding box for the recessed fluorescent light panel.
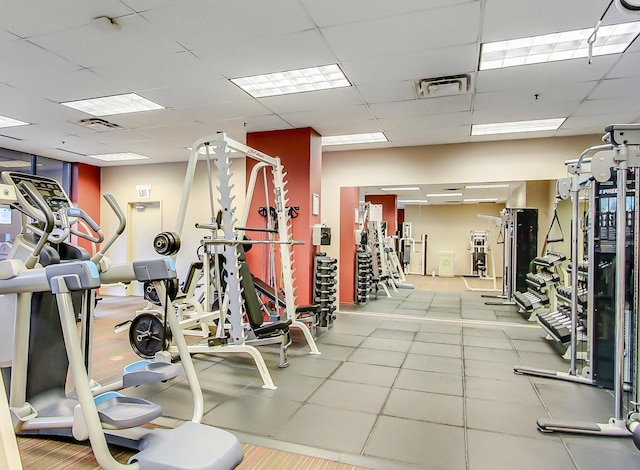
[381,186,420,191]
[464,198,499,203]
[472,118,565,136]
[322,132,388,146]
[0,115,30,128]
[480,22,640,70]
[465,184,510,189]
[399,199,430,204]
[425,193,462,197]
[87,152,149,162]
[61,93,164,116]
[231,64,351,98]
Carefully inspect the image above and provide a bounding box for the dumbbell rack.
[538,261,589,360]
[313,253,337,331]
[514,251,566,321]
[356,248,373,304]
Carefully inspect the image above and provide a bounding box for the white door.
[127,201,162,296]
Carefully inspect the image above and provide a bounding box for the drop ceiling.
[0,0,638,166]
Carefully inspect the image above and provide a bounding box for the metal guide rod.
[569,172,580,376]
[614,153,628,421]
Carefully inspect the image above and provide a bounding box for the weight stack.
[356,248,373,304]
[313,252,338,332]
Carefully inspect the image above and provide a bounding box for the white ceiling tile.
[244,115,293,133]
[0,39,79,84]
[474,82,597,110]
[482,0,607,42]
[140,81,255,109]
[10,68,127,103]
[90,52,225,92]
[385,125,470,141]
[321,2,481,60]
[606,51,640,79]
[371,95,472,119]
[342,45,478,85]
[106,109,198,130]
[301,0,475,27]
[476,56,618,92]
[89,130,156,146]
[573,97,640,115]
[0,29,20,44]
[279,105,376,128]
[562,113,640,129]
[193,30,338,79]
[588,77,640,100]
[140,0,314,51]
[178,101,271,123]
[313,119,381,137]
[29,14,185,69]
[355,82,417,104]
[259,87,365,114]
[120,0,186,13]
[472,101,579,123]
[379,112,471,130]
[0,0,134,38]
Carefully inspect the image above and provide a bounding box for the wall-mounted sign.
[136,184,151,199]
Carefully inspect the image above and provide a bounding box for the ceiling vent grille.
[416,74,471,99]
[73,118,124,131]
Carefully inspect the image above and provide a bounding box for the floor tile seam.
[338,310,540,330]
[460,326,470,470]
[233,430,426,470]
[392,384,464,398]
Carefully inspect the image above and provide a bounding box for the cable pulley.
[143,280,179,306]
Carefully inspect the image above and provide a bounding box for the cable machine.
[533,124,640,437]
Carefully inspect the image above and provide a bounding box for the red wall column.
[70,163,101,254]
[365,194,398,236]
[245,128,321,305]
[339,187,359,303]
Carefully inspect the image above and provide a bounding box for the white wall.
[100,157,246,294]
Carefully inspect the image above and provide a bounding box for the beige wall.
[526,180,553,254]
[404,202,505,276]
[320,134,601,296]
[98,134,599,296]
[100,157,246,294]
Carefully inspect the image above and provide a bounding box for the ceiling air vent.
[73,118,124,131]
[416,74,471,99]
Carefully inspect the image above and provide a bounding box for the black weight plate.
[153,232,171,255]
[128,312,171,359]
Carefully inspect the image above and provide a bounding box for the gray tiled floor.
[132,288,640,469]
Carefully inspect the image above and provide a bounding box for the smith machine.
[129,132,321,390]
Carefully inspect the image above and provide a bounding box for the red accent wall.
[70,163,101,254]
[398,208,405,228]
[365,194,398,236]
[339,186,359,303]
[245,128,321,305]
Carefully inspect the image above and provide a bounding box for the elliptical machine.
[0,172,243,469]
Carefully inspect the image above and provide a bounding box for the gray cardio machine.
[0,174,243,469]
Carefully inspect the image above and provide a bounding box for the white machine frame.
[170,132,320,389]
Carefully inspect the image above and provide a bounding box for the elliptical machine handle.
[18,181,55,269]
[91,193,126,266]
[61,207,104,244]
